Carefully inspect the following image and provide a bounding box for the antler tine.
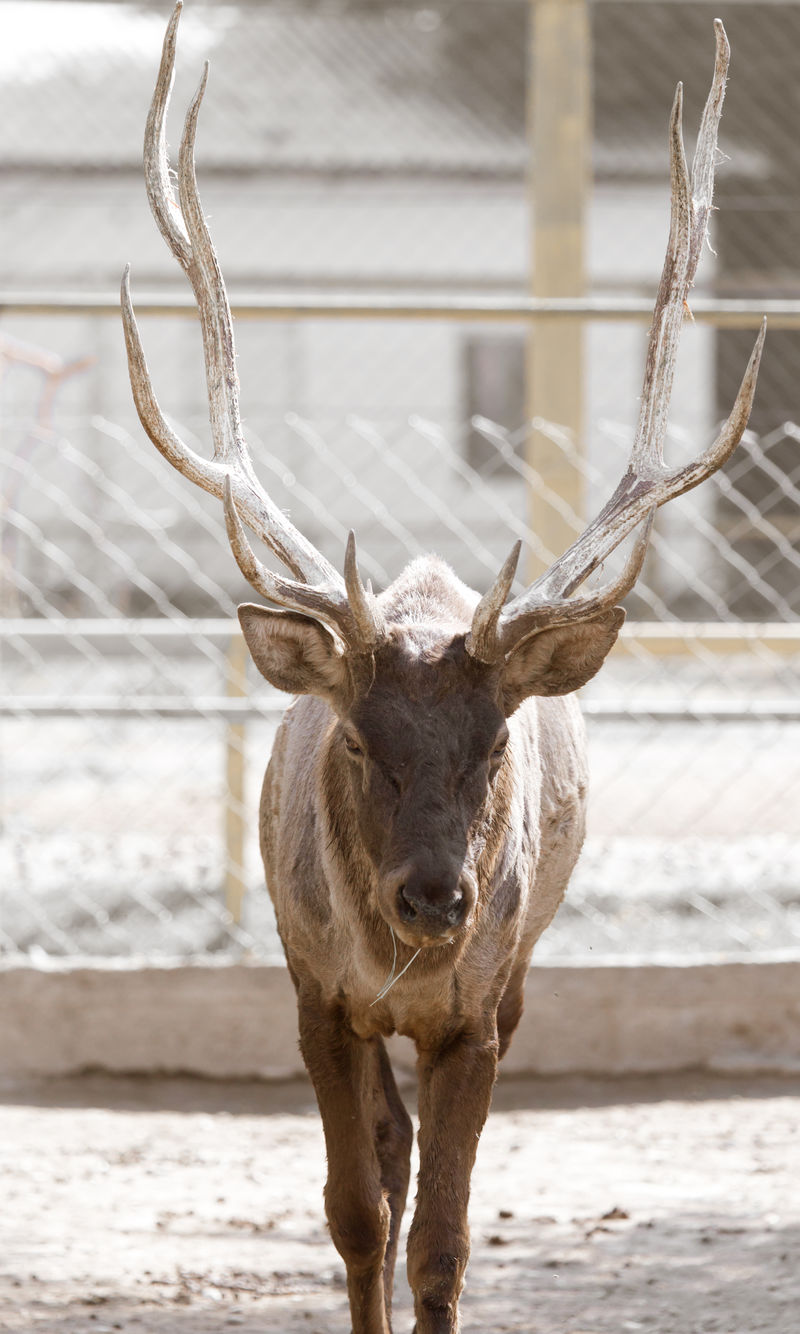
[143,0,192,270]
[121,263,228,493]
[657,316,766,502]
[688,19,729,287]
[628,79,691,475]
[177,58,250,475]
[344,533,386,651]
[632,18,729,475]
[500,513,654,653]
[515,315,765,619]
[222,476,337,627]
[466,542,521,664]
[223,480,380,651]
[470,20,765,664]
[123,2,359,615]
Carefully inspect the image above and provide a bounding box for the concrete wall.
[2,956,799,1081]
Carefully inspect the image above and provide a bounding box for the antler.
[467,20,766,664]
[121,1,383,652]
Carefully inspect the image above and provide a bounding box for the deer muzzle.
[380,860,478,944]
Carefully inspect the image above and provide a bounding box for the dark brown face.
[339,634,508,947]
[238,591,625,948]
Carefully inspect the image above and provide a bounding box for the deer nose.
[390,864,476,934]
[397,882,466,929]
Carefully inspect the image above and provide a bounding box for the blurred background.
[2,0,799,965]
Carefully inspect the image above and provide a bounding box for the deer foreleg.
[408,1031,499,1334]
[297,996,408,1334]
[375,1037,414,1311]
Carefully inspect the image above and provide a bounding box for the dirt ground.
[1,1073,798,1334]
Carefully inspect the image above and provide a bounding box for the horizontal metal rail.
[4,696,799,722]
[4,619,800,655]
[2,696,284,720]
[584,701,800,722]
[5,620,798,720]
[0,291,793,327]
[617,623,800,656]
[0,618,243,644]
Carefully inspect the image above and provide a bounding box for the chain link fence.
[3,339,800,964]
[2,0,800,964]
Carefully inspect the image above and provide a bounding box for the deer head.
[122,4,764,948]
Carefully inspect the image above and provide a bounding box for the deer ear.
[238,604,349,698]
[501,608,625,713]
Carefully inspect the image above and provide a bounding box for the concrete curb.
[1,956,799,1079]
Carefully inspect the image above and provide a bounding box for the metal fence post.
[224,633,248,923]
[527,0,591,575]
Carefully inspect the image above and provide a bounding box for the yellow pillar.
[527,0,591,575]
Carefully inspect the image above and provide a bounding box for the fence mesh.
[3,384,800,963]
[2,0,800,963]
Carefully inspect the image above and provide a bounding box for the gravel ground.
[1,1071,799,1334]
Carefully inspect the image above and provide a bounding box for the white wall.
[2,171,714,610]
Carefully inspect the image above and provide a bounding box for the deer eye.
[344,733,364,757]
[491,731,509,762]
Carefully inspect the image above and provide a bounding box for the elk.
[122,7,764,1332]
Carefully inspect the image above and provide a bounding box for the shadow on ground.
[2,1069,799,1114]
